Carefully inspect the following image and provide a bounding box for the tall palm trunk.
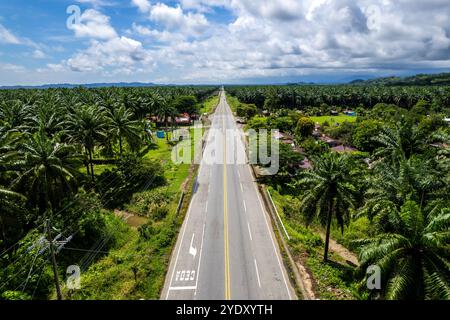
[84,150,90,176]
[323,196,334,262]
[119,135,123,158]
[165,118,169,141]
[0,215,7,243]
[88,147,95,181]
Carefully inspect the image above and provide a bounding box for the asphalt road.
[162,90,295,300]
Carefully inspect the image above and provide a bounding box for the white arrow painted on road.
[189,234,197,258]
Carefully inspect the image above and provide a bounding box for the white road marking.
[205,200,208,211]
[240,182,244,193]
[247,223,253,241]
[246,152,293,300]
[169,286,197,291]
[194,223,206,296]
[254,259,261,288]
[243,200,247,213]
[165,192,197,299]
[189,234,197,258]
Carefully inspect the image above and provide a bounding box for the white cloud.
[32,49,47,59]
[131,23,185,43]
[67,36,152,72]
[131,0,151,13]
[4,0,450,84]
[0,24,21,44]
[71,9,118,40]
[149,3,209,36]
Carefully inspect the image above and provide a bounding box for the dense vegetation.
[351,73,450,86]
[0,86,217,300]
[227,84,450,300]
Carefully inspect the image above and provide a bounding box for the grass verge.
[311,115,357,125]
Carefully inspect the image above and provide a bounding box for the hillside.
[350,72,450,86]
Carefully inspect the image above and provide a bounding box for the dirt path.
[114,210,149,228]
[316,231,359,266]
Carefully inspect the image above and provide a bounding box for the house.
[344,110,356,116]
[175,113,192,125]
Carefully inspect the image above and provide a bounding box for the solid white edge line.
[169,286,197,291]
[165,183,199,299]
[194,223,206,296]
[254,259,261,288]
[247,161,293,300]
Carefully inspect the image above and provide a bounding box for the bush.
[301,137,330,156]
[246,116,268,130]
[295,117,315,139]
[236,103,257,119]
[352,120,383,152]
[97,156,166,209]
[126,188,174,220]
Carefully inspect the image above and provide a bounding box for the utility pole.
[46,219,63,300]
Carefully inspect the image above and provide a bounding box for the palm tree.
[13,131,80,215]
[0,129,21,173]
[0,187,26,242]
[106,105,142,158]
[356,201,450,300]
[154,101,177,142]
[297,152,358,262]
[65,105,109,180]
[26,102,66,137]
[0,100,31,132]
[373,120,425,161]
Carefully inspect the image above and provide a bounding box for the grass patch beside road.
[200,94,220,114]
[311,115,357,125]
[267,186,359,300]
[68,126,205,300]
[226,95,241,112]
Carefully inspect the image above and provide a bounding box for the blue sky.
[0,0,449,85]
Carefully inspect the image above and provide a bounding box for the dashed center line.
[247,223,253,241]
[254,259,261,288]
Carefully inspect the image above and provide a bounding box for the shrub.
[295,117,315,139]
[97,156,166,209]
[126,188,174,220]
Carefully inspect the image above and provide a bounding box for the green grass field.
[267,186,358,300]
[311,114,357,125]
[200,94,219,114]
[226,95,241,112]
[69,125,205,300]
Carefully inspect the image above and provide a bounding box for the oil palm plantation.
[13,131,80,215]
[297,152,358,262]
[65,104,109,180]
[356,201,450,300]
[154,101,177,141]
[0,100,31,132]
[106,105,142,158]
[0,187,26,244]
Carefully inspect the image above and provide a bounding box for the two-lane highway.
[162,90,295,300]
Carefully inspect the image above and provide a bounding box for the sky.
[0,0,449,85]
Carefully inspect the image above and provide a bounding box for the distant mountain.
[349,73,450,86]
[0,82,157,90]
